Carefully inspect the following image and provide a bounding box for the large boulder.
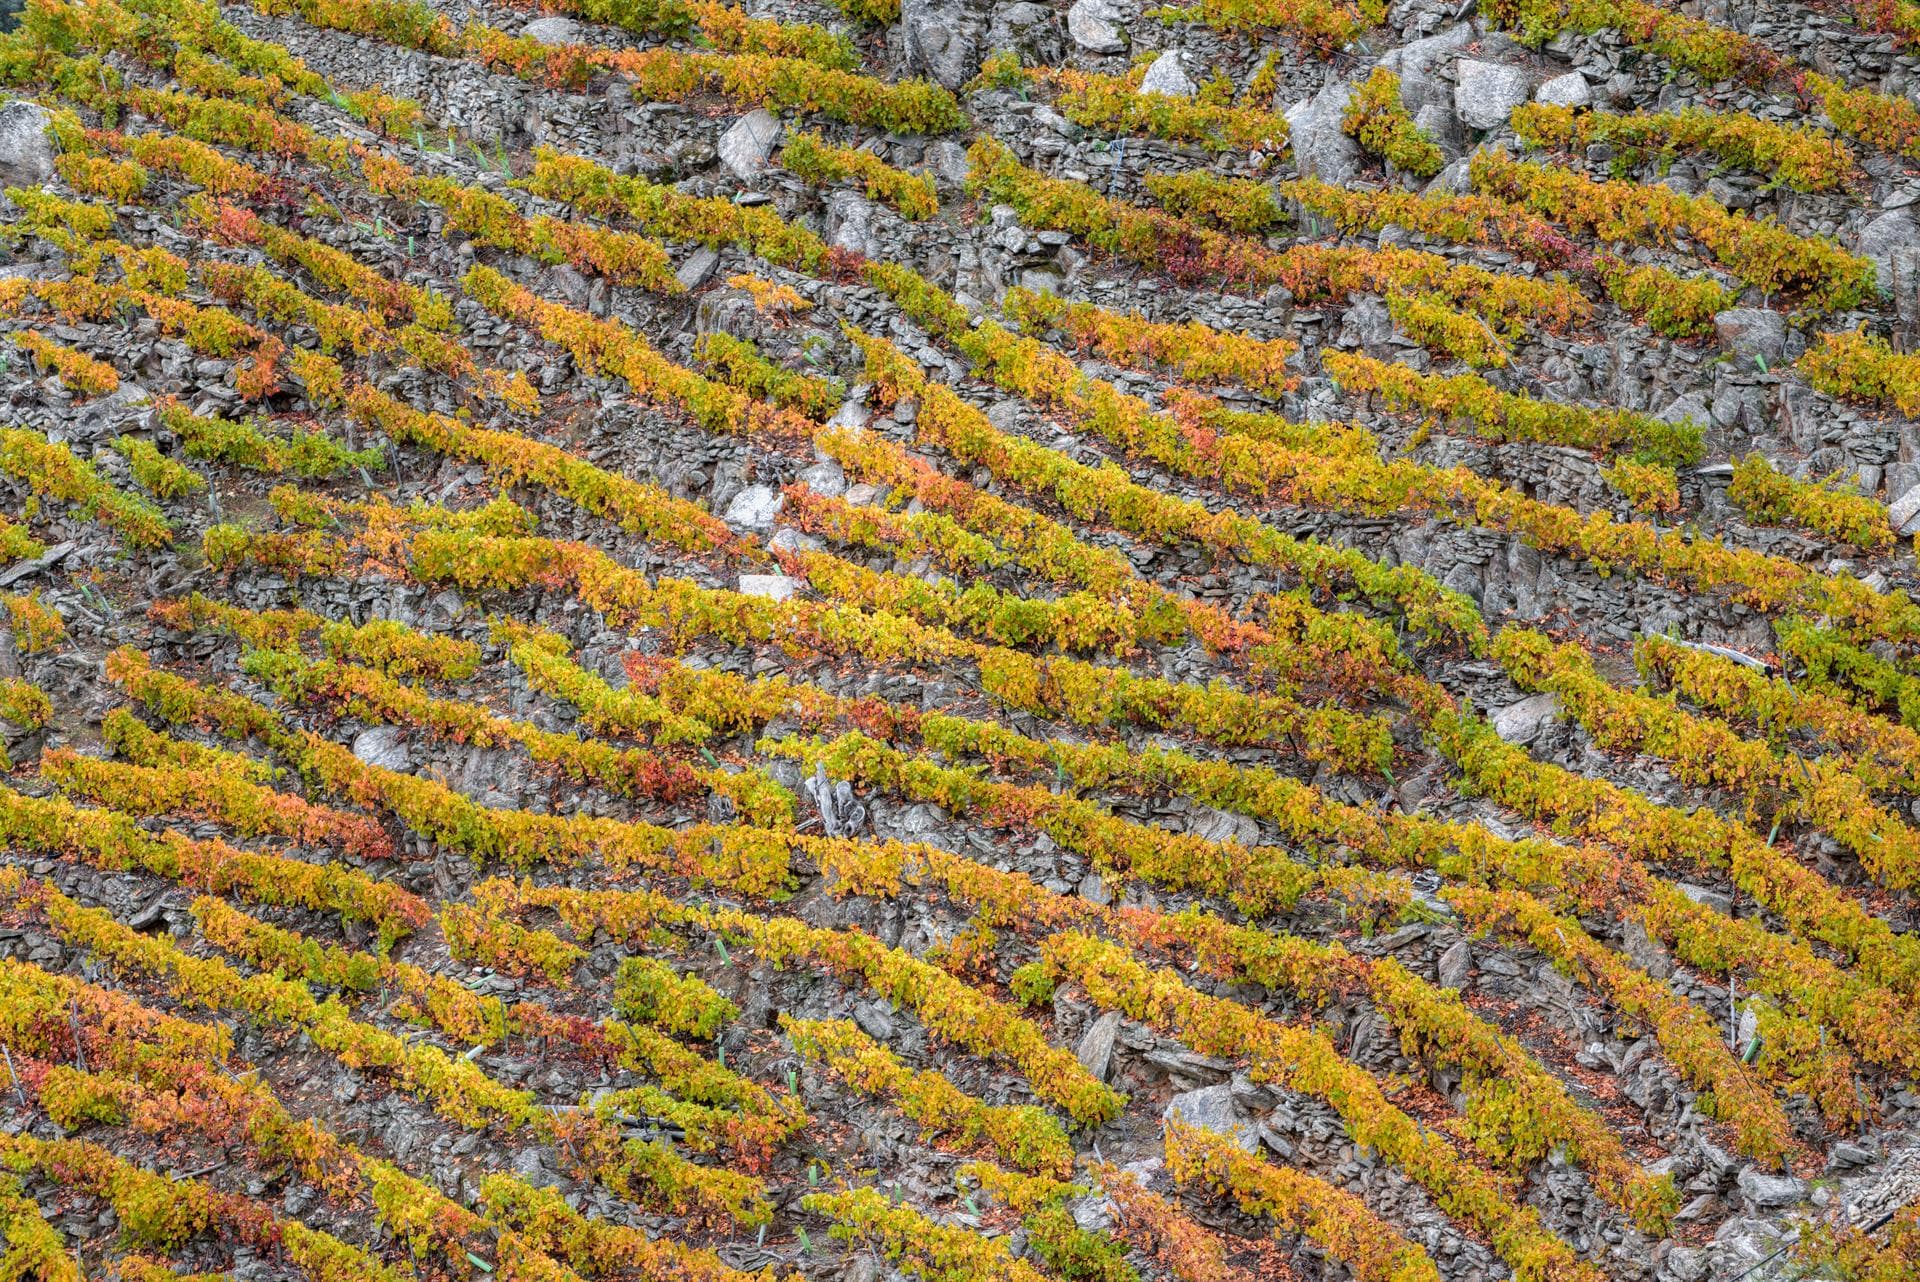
[1735,1169,1806,1211]
[827,190,882,259]
[985,1,1063,65]
[519,16,588,44]
[1162,1083,1257,1151]
[1887,484,1920,537]
[1891,245,1920,330]
[717,109,782,181]
[1066,0,1127,53]
[0,101,54,190]
[1454,60,1530,131]
[1376,22,1472,120]
[352,726,412,772]
[1857,208,1917,293]
[1535,71,1592,107]
[1424,155,1472,195]
[1491,692,1560,745]
[1076,1011,1122,1081]
[901,0,983,89]
[1712,309,1786,364]
[1138,50,1196,98]
[725,484,784,532]
[1191,805,1257,845]
[1285,80,1360,186]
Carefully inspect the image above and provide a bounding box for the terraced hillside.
[0,0,1914,1276]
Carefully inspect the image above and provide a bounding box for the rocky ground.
[0,0,1913,1279]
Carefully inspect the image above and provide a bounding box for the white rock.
[925,139,971,189]
[724,483,783,532]
[1736,1169,1806,1210]
[767,527,823,554]
[1534,71,1591,107]
[0,102,55,190]
[1424,155,1472,195]
[1856,209,1918,292]
[519,16,588,44]
[1163,1083,1257,1151]
[901,0,981,89]
[1076,1011,1121,1080]
[717,109,783,182]
[1491,692,1560,745]
[828,399,870,430]
[798,461,848,499]
[1285,81,1359,185]
[1658,392,1710,426]
[1453,59,1531,131]
[1888,485,1920,536]
[1137,51,1195,99]
[1377,22,1472,116]
[352,726,412,772]
[827,190,881,258]
[1066,0,1128,53]
[1192,806,1258,845]
[737,574,803,601]
[1711,308,1785,363]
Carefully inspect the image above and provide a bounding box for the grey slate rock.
[1735,1169,1805,1210]
[518,16,588,44]
[1888,484,1920,536]
[1676,881,1734,916]
[1856,209,1917,292]
[1377,22,1472,118]
[1663,1246,1710,1281]
[1453,60,1531,131]
[1076,1011,1121,1081]
[352,726,412,772]
[901,0,981,89]
[1162,1082,1257,1151]
[1491,692,1560,744]
[1286,81,1360,186]
[798,461,848,499]
[717,109,782,181]
[1425,156,1472,195]
[1137,50,1195,98]
[1066,0,1127,53]
[676,247,720,291]
[1535,71,1592,107]
[725,484,784,532]
[0,101,54,190]
[1192,805,1258,845]
[1712,309,1786,364]
[828,191,883,259]
[1621,918,1673,980]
